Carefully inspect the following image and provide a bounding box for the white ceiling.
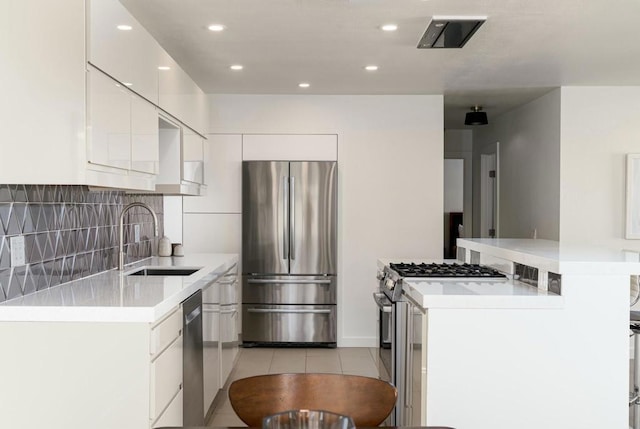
[120,0,640,128]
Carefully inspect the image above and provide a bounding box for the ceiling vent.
[417,16,487,49]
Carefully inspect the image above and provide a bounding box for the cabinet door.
[202,302,220,417]
[183,130,204,184]
[0,0,85,184]
[88,0,161,103]
[150,335,183,420]
[183,135,242,213]
[131,96,159,174]
[152,388,183,428]
[88,68,131,171]
[158,51,207,135]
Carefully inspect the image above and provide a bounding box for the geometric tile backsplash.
[0,185,163,302]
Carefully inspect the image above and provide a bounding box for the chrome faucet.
[118,202,159,270]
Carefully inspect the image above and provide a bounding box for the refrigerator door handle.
[247,278,332,285]
[290,176,296,260]
[247,308,331,314]
[283,176,290,260]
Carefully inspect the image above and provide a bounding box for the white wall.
[559,86,640,252]
[444,159,463,212]
[473,89,561,240]
[208,95,444,346]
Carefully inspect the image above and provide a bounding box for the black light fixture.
[464,106,488,126]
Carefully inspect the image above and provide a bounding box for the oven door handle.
[373,293,392,312]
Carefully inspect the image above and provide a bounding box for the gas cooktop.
[388,262,507,279]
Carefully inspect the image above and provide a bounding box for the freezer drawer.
[242,304,336,344]
[243,275,336,305]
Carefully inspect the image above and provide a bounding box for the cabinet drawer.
[150,334,183,420]
[150,307,182,355]
[152,387,183,428]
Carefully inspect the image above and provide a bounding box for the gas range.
[379,261,508,302]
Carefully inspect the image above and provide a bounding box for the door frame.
[480,142,499,238]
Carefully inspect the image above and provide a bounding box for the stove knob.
[385,278,395,289]
[376,271,385,280]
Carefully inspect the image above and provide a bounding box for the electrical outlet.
[134,224,141,243]
[10,235,26,267]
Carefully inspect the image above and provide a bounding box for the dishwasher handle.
[185,306,202,324]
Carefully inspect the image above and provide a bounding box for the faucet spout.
[119,202,159,270]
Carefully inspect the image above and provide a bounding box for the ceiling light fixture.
[298,83,310,88]
[117,25,132,31]
[464,106,488,126]
[208,24,225,32]
[230,65,243,70]
[364,65,379,71]
[381,24,398,32]
[158,66,171,71]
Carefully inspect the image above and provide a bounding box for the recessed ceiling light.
[208,24,225,32]
[158,66,171,71]
[381,24,398,32]
[117,25,132,31]
[298,83,310,88]
[365,65,379,71]
[123,82,133,86]
[230,65,243,70]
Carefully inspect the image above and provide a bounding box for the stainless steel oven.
[373,292,392,381]
[374,261,508,426]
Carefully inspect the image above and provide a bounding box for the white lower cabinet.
[0,307,184,429]
[201,264,240,417]
[153,389,183,428]
[150,335,183,421]
[149,306,184,428]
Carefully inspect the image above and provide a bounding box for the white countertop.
[0,253,238,323]
[403,278,563,309]
[458,238,640,275]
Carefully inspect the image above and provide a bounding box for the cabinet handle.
[247,279,331,285]
[283,176,289,260]
[290,176,296,260]
[247,308,331,314]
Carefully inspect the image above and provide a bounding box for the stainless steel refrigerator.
[242,161,337,346]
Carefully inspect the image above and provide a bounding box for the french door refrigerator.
[242,161,337,346]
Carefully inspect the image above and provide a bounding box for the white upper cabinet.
[182,129,205,185]
[131,95,160,174]
[156,117,205,196]
[158,51,208,135]
[87,66,159,186]
[183,135,242,213]
[88,67,132,171]
[0,0,86,185]
[88,0,162,104]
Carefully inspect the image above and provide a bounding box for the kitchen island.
[0,253,238,429]
[405,239,640,429]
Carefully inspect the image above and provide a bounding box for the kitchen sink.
[127,267,202,276]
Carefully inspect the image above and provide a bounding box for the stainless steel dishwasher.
[182,289,204,426]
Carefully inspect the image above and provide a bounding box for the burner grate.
[389,262,506,279]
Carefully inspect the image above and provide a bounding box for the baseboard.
[338,336,377,348]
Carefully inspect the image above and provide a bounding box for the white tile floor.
[207,347,386,427]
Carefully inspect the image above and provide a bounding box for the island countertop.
[403,278,563,309]
[458,238,640,275]
[0,253,238,323]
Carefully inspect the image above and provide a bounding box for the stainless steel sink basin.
[127,267,201,276]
